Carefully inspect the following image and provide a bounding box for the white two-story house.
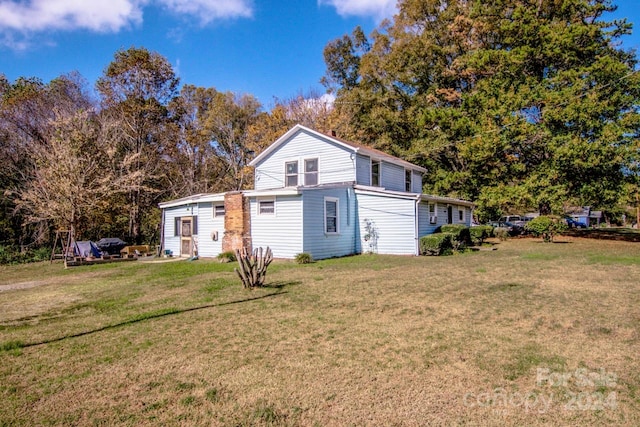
[159,124,474,259]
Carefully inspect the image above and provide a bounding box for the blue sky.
[0,0,638,109]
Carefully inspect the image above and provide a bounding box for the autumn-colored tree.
[16,110,111,240]
[0,73,95,245]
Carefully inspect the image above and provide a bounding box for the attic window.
[285,161,298,187]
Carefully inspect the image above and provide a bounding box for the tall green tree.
[96,47,180,243]
[324,0,640,220]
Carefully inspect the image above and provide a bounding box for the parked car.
[498,215,526,227]
[489,220,524,236]
[564,217,587,229]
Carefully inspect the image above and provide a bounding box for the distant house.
[159,125,474,259]
[566,206,602,227]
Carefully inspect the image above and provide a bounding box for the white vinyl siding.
[253,129,355,190]
[355,154,370,185]
[250,195,302,259]
[302,188,356,260]
[197,202,225,257]
[418,202,439,236]
[411,171,423,193]
[356,193,417,255]
[381,162,404,191]
[164,202,225,258]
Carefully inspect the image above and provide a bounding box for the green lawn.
[1,237,639,426]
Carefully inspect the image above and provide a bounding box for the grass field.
[1,237,639,426]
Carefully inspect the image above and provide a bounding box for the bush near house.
[420,233,454,256]
[525,215,567,242]
[216,251,237,263]
[469,225,493,246]
[294,252,313,264]
[494,227,510,241]
[439,225,472,250]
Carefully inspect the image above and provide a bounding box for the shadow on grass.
[5,288,292,350]
[564,228,640,242]
[262,281,302,290]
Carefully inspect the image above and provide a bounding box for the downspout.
[414,195,421,256]
[159,207,165,257]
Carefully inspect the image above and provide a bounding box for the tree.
[0,73,95,245]
[16,110,110,240]
[96,47,180,243]
[201,91,262,190]
[323,0,640,219]
[165,85,230,197]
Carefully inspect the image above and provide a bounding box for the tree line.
[2,0,639,252]
[0,48,334,249]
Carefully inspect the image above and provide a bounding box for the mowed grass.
[0,237,639,426]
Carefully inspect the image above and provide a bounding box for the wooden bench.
[120,245,152,258]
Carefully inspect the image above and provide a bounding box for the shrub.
[494,227,510,241]
[469,225,492,245]
[525,215,567,242]
[294,252,313,264]
[0,245,51,265]
[217,251,236,263]
[439,224,471,250]
[420,233,454,256]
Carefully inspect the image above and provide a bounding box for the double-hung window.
[285,161,298,187]
[305,158,318,186]
[405,169,412,192]
[371,160,380,187]
[258,199,275,215]
[324,197,339,234]
[213,204,225,218]
[459,208,465,222]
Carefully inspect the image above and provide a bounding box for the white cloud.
[0,0,253,49]
[158,0,253,24]
[0,0,146,33]
[318,0,397,21]
[319,93,336,107]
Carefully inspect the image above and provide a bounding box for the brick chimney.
[222,192,251,253]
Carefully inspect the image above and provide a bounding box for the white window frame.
[458,207,465,223]
[213,204,225,218]
[285,160,298,187]
[324,197,339,234]
[258,198,275,216]
[304,158,319,186]
[371,159,380,187]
